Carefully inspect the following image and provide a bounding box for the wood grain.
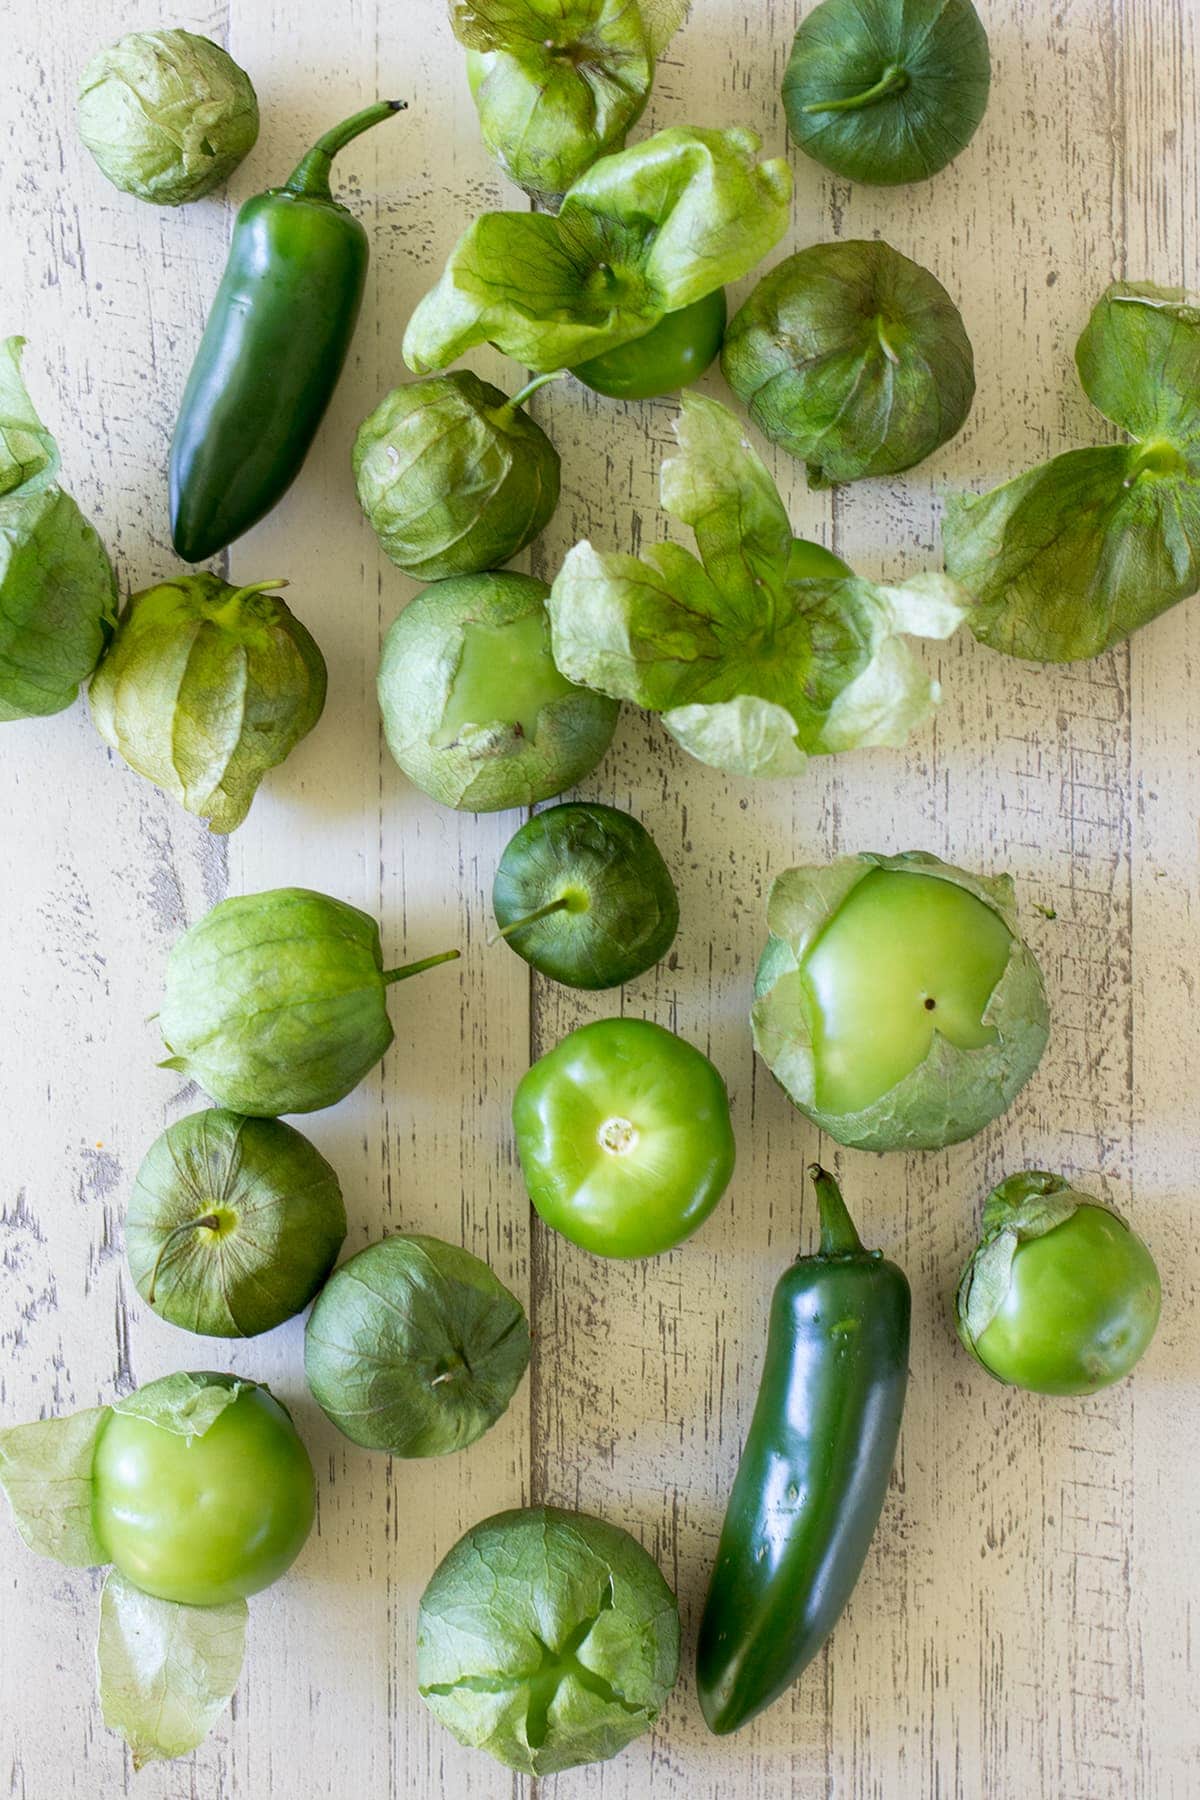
[1,0,1197,1795]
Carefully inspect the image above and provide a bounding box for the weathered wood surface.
[1,1,1197,1795]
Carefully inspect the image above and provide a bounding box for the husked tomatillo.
[752,851,1050,1151]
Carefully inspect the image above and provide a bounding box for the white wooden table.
[2,3,1198,1795]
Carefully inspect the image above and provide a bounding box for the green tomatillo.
[512,1017,736,1258]
[721,241,975,487]
[418,1504,680,1774]
[782,0,990,187]
[955,1171,1162,1395]
[452,0,690,201]
[752,852,1050,1151]
[90,574,327,832]
[492,802,679,989]
[572,290,728,401]
[304,1234,531,1455]
[125,1109,347,1337]
[403,127,790,377]
[353,370,562,580]
[158,886,460,1116]
[0,338,117,721]
[944,282,1200,661]
[0,1371,314,1768]
[377,571,618,812]
[77,29,259,206]
[91,1375,315,1606]
[550,393,969,777]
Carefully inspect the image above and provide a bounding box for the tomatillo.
[377,572,618,811]
[512,1018,735,1258]
[125,1109,346,1337]
[955,1171,1162,1395]
[492,802,679,989]
[571,290,727,400]
[91,1375,315,1606]
[752,851,1050,1151]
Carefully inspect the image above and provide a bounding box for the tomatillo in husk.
[377,571,618,812]
[492,802,679,989]
[125,1109,346,1337]
[418,1505,680,1775]
[304,1234,530,1456]
[782,0,990,188]
[512,1017,736,1258]
[955,1171,1161,1395]
[90,574,326,832]
[158,886,459,1116]
[721,241,975,488]
[77,29,259,207]
[752,851,1050,1151]
[353,370,562,580]
[0,337,117,721]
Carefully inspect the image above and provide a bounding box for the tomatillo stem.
[209,578,289,628]
[382,948,460,985]
[803,64,909,113]
[147,1214,222,1305]
[808,1164,866,1257]
[490,895,572,946]
[285,100,406,200]
[505,370,566,415]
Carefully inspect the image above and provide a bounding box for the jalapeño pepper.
[696,1165,910,1735]
[169,100,404,564]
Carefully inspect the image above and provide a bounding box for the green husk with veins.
[751,852,1050,1151]
[403,125,790,375]
[352,370,562,581]
[89,573,327,832]
[0,337,118,721]
[452,0,690,199]
[549,393,970,777]
[304,1234,531,1456]
[944,282,1200,661]
[126,1109,347,1337]
[418,1505,680,1774]
[158,886,461,1116]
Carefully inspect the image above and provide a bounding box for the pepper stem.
[503,371,566,416]
[808,1164,866,1257]
[490,895,572,945]
[285,100,407,200]
[803,64,909,114]
[147,1215,222,1305]
[382,948,460,985]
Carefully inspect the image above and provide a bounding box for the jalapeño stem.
[147,1215,222,1305]
[808,1164,866,1257]
[382,948,460,985]
[803,65,910,113]
[285,100,406,200]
